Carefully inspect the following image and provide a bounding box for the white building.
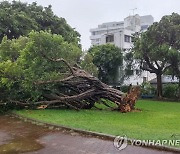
[140,15,154,31]
[90,14,156,85]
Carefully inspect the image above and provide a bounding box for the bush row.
[120,82,179,99]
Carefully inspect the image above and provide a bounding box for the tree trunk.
[157,73,162,98]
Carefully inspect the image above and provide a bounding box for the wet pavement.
[0,115,177,154]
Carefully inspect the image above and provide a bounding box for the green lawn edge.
[14,100,180,147]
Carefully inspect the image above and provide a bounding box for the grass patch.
[15,100,180,146]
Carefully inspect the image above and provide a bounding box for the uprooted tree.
[0,31,140,113]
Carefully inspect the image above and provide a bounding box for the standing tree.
[0,1,80,45]
[132,13,180,98]
[88,44,123,85]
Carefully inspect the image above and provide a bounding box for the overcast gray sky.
[11,0,180,49]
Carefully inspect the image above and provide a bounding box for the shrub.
[163,84,178,99]
[141,82,156,96]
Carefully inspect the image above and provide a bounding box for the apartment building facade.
[90,14,155,85]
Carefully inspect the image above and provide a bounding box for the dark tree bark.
[157,73,163,98]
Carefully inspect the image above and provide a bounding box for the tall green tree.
[89,44,123,85]
[0,1,80,45]
[132,13,180,98]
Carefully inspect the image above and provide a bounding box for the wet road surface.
[0,115,177,154]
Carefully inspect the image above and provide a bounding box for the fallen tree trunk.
[1,55,140,113]
[35,59,140,112]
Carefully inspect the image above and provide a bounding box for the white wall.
[89,14,155,85]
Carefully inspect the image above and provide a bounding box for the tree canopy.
[88,44,123,85]
[132,13,180,98]
[0,1,80,45]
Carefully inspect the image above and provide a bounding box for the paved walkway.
[0,115,177,154]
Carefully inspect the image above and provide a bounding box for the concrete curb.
[11,112,180,153]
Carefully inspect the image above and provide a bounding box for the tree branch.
[143,54,158,72]
[40,51,75,76]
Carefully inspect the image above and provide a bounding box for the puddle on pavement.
[0,115,55,154]
[0,115,176,154]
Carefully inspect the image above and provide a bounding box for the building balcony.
[90,35,101,40]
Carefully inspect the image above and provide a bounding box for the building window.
[124,35,131,43]
[106,35,114,43]
[131,36,135,42]
[92,32,96,35]
[143,77,147,83]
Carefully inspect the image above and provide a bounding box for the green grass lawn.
[15,100,180,144]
